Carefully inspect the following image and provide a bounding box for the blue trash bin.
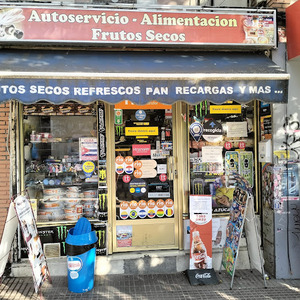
[66,218,98,293]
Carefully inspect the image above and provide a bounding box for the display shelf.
[30,140,79,144]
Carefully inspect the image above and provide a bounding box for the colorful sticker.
[116,164,124,175]
[156,209,165,217]
[132,144,151,156]
[147,199,156,209]
[148,209,156,218]
[133,169,143,178]
[138,200,147,209]
[82,161,95,178]
[122,175,131,183]
[139,209,147,219]
[115,155,125,165]
[238,141,246,149]
[125,156,134,165]
[120,211,129,220]
[239,152,254,187]
[129,179,147,196]
[156,199,165,209]
[224,141,232,150]
[129,200,138,210]
[114,109,123,125]
[120,201,129,210]
[129,210,138,219]
[159,174,167,182]
[134,160,142,169]
[165,208,174,217]
[124,164,134,175]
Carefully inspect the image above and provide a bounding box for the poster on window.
[14,194,51,293]
[189,195,212,270]
[221,187,248,276]
[79,137,98,161]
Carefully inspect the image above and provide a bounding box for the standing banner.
[221,186,248,276]
[221,173,267,289]
[13,194,51,293]
[189,195,212,270]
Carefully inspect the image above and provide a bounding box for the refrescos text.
[0,84,276,96]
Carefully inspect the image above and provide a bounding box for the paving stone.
[1,270,300,299]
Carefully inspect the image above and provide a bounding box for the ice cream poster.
[189,195,212,270]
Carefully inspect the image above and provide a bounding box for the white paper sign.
[226,122,248,138]
[202,146,223,163]
[157,164,167,174]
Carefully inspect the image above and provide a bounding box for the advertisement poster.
[211,175,235,214]
[189,195,212,270]
[222,187,248,276]
[14,195,50,293]
[225,151,239,174]
[212,217,229,248]
[79,137,98,161]
[116,225,132,248]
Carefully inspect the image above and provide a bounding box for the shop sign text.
[0,7,276,47]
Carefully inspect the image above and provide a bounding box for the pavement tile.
[1,270,300,299]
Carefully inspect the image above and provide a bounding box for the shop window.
[114,102,174,221]
[22,102,100,224]
[189,101,255,216]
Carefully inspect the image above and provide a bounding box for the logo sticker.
[190,121,203,142]
[135,109,146,121]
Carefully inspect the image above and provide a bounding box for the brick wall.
[0,102,10,240]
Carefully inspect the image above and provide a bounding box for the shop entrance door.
[112,101,179,252]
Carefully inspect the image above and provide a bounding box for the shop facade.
[0,4,290,276]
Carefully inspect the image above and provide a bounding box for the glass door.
[112,101,178,251]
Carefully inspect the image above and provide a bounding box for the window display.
[114,103,174,220]
[23,103,99,223]
[189,101,255,215]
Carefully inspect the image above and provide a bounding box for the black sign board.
[185,268,220,286]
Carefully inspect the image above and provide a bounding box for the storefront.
[0,5,289,274]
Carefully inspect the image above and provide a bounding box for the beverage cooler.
[20,102,107,258]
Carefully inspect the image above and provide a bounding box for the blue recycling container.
[66,218,98,293]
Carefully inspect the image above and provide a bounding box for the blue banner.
[0,77,288,104]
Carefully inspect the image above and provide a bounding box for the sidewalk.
[1,269,300,300]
